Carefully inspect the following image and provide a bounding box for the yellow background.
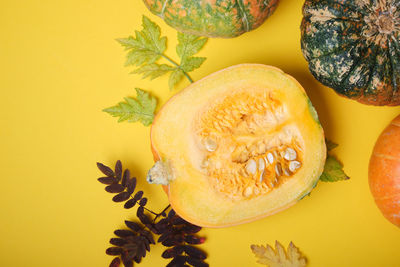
[1,0,400,266]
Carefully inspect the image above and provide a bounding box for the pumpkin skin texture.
[147,64,326,227]
[369,115,400,227]
[301,0,400,106]
[142,0,279,38]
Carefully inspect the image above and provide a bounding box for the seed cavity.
[197,91,304,200]
[207,145,303,199]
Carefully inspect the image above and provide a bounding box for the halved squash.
[147,64,326,227]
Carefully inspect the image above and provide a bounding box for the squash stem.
[161,54,194,83]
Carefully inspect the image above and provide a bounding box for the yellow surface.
[1,0,400,266]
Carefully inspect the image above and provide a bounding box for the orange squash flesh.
[369,115,400,227]
[149,64,326,227]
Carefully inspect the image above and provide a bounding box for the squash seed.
[246,159,257,175]
[205,138,218,152]
[259,170,265,182]
[258,158,265,171]
[243,186,253,197]
[267,152,274,164]
[289,161,301,172]
[258,143,266,154]
[283,168,291,176]
[284,148,297,161]
[275,163,282,176]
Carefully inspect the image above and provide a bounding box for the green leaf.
[116,36,136,50]
[176,32,207,74]
[103,88,157,126]
[176,32,207,59]
[124,49,160,67]
[169,69,184,90]
[117,16,167,67]
[181,57,206,73]
[132,63,175,80]
[326,139,338,151]
[320,155,349,182]
[117,18,208,89]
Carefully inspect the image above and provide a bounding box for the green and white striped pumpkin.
[301,0,400,106]
[143,0,279,38]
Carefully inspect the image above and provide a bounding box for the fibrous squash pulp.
[301,0,400,106]
[147,64,326,227]
[142,0,279,38]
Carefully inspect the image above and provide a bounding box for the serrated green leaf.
[141,16,167,53]
[176,33,207,76]
[117,16,167,67]
[181,57,206,73]
[116,36,136,50]
[326,139,338,151]
[176,32,207,59]
[132,63,174,80]
[124,49,160,67]
[169,69,184,90]
[117,17,208,89]
[320,155,349,182]
[103,88,157,126]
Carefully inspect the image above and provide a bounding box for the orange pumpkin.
[369,115,400,227]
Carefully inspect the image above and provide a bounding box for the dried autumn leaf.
[110,257,120,267]
[112,192,131,202]
[182,245,206,259]
[97,162,115,177]
[97,161,208,266]
[126,177,137,194]
[106,247,123,256]
[139,197,148,206]
[98,177,117,184]
[105,184,125,193]
[251,241,307,267]
[124,198,136,209]
[121,169,129,187]
[115,160,122,181]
